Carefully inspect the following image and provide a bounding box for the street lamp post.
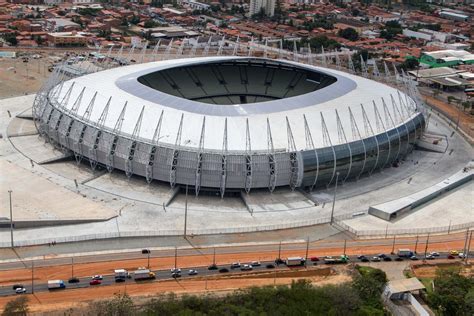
[330,172,340,225]
[8,190,14,248]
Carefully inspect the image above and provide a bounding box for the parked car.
[188,270,198,276]
[219,268,229,273]
[377,254,387,258]
[410,256,419,261]
[89,279,101,285]
[394,257,404,262]
[208,264,218,270]
[360,257,370,262]
[15,287,26,294]
[68,277,80,283]
[371,257,381,262]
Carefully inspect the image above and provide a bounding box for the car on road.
[266,264,275,269]
[68,277,80,283]
[410,256,419,261]
[394,257,404,261]
[241,264,253,271]
[447,254,455,259]
[377,254,387,258]
[360,257,370,262]
[115,278,126,283]
[458,253,466,259]
[15,287,26,294]
[383,257,392,262]
[251,261,261,266]
[230,262,241,269]
[92,275,103,280]
[12,284,24,290]
[188,270,198,276]
[142,249,150,254]
[219,268,229,273]
[171,272,181,278]
[275,258,284,265]
[170,268,181,274]
[371,257,381,262]
[89,279,101,285]
[430,252,440,257]
[208,264,218,270]
[450,250,459,255]
[425,255,435,260]
[310,256,320,262]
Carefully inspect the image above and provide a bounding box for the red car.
[447,255,455,260]
[310,256,320,262]
[89,279,101,286]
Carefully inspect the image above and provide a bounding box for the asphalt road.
[0,252,469,298]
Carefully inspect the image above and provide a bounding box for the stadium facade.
[33,56,425,196]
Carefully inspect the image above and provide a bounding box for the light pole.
[184,185,188,238]
[31,261,34,294]
[8,190,14,248]
[330,172,340,225]
[174,247,178,270]
[304,237,309,267]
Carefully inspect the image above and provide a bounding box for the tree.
[400,57,419,71]
[338,27,359,41]
[2,296,29,316]
[380,20,402,40]
[93,293,134,316]
[2,34,17,46]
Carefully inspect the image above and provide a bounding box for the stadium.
[32,56,425,197]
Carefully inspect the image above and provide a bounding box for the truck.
[324,255,349,264]
[48,280,66,290]
[114,269,130,281]
[133,268,156,281]
[285,257,305,266]
[397,249,414,258]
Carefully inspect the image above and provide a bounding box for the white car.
[188,269,198,275]
[458,253,466,258]
[241,264,253,271]
[15,287,26,294]
[430,251,440,257]
[171,268,181,274]
[230,262,241,269]
[251,261,261,266]
[92,275,103,280]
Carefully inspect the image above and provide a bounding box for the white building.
[249,0,275,17]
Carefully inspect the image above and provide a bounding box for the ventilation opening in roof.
[137,58,337,105]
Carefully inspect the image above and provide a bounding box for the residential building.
[249,0,275,17]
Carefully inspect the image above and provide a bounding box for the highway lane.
[0,252,469,298]
[0,233,468,271]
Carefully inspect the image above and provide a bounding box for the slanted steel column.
[348,106,367,180]
[76,91,97,163]
[106,102,127,173]
[220,118,228,198]
[267,118,277,193]
[335,109,352,184]
[382,97,401,163]
[304,115,319,191]
[146,110,164,183]
[361,104,379,176]
[125,106,144,178]
[373,100,391,170]
[286,117,298,190]
[321,112,337,187]
[195,116,206,196]
[232,36,240,56]
[90,96,111,170]
[170,113,183,188]
[244,118,252,193]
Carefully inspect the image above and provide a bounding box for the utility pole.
[330,172,340,225]
[414,235,419,254]
[212,247,216,266]
[391,236,396,254]
[31,261,34,294]
[424,233,430,258]
[8,190,14,248]
[147,251,150,269]
[71,257,74,278]
[184,185,188,238]
[343,239,347,256]
[465,230,472,264]
[278,241,282,262]
[305,237,310,267]
[174,247,177,270]
[462,229,469,258]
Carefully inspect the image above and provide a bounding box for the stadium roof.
[53,57,418,152]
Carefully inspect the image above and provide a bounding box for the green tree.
[338,27,359,41]
[400,57,419,70]
[93,293,134,316]
[2,296,29,316]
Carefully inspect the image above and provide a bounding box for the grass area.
[419,277,434,294]
[356,265,378,276]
